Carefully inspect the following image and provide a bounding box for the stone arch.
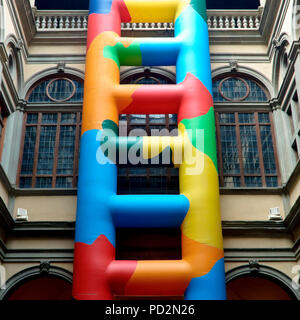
[226,263,300,300]
[22,66,85,100]
[4,34,24,92]
[0,264,73,300]
[212,64,274,100]
[120,67,176,84]
[272,33,291,94]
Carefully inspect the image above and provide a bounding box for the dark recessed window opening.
[116,228,182,260]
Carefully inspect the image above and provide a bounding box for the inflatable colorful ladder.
[73,0,226,300]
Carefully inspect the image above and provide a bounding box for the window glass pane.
[71,80,84,102]
[266,176,278,187]
[223,176,241,188]
[220,125,240,174]
[244,176,262,187]
[213,78,268,102]
[169,114,177,124]
[42,113,57,124]
[129,167,147,175]
[135,77,159,84]
[220,78,248,101]
[118,167,127,176]
[149,115,166,124]
[56,177,73,188]
[20,177,32,188]
[149,167,167,176]
[21,126,37,175]
[28,79,83,103]
[239,125,260,174]
[245,79,268,102]
[47,79,74,101]
[119,114,127,121]
[219,113,235,124]
[260,125,277,174]
[212,80,225,102]
[35,177,52,188]
[130,115,146,124]
[28,80,49,102]
[37,126,57,174]
[258,113,270,123]
[27,113,38,124]
[131,76,169,85]
[61,113,77,123]
[57,126,76,174]
[238,113,255,123]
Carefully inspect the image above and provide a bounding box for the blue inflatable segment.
[89,0,113,15]
[139,39,181,66]
[184,258,227,300]
[175,6,212,94]
[109,194,190,227]
[75,129,117,246]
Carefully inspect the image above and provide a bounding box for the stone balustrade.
[34,10,262,31]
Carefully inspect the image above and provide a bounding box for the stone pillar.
[1,103,26,185]
[295,53,300,98]
[259,0,266,7]
[271,100,297,183]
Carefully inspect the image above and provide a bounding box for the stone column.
[1,102,26,185]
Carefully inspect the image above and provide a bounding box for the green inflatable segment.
[180,107,218,171]
[189,0,207,22]
[102,119,119,136]
[103,42,142,68]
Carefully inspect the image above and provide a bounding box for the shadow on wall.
[35,0,261,10]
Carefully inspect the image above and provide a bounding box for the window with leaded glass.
[18,112,81,188]
[213,77,269,102]
[27,77,83,103]
[216,111,280,188]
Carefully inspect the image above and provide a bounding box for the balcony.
[11,0,281,48]
[34,10,262,31]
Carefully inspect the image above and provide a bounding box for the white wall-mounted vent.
[268,207,282,221]
[16,208,28,221]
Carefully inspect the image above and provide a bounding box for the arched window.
[213,74,280,188]
[18,75,83,189]
[27,77,83,103]
[213,76,269,102]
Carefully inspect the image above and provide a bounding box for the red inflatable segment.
[178,73,213,123]
[107,260,138,295]
[72,235,115,300]
[119,84,183,114]
[119,73,213,121]
[87,1,131,51]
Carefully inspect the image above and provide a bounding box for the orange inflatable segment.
[82,33,120,134]
[124,260,192,296]
[182,234,224,278]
